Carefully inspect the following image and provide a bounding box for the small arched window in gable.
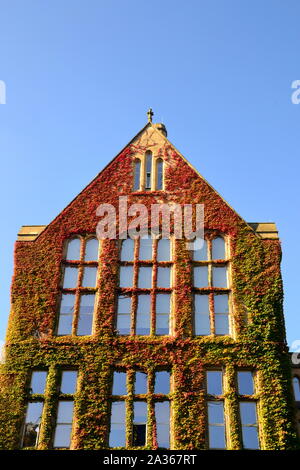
[134,159,141,191]
[212,237,226,260]
[293,376,300,401]
[156,158,163,190]
[66,238,81,261]
[145,151,152,190]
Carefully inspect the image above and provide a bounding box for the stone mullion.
[225,364,241,450]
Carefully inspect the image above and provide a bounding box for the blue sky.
[0,0,299,349]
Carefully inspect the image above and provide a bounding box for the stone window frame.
[192,233,233,337]
[116,236,174,337]
[56,235,100,336]
[108,368,172,449]
[133,151,164,191]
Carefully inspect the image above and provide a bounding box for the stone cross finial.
[147,108,154,123]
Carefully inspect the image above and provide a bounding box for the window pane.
[121,239,134,261]
[155,402,170,448]
[293,377,300,401]
[60,371,78,394]
[193,238,207,261]
[208,402,225,449]
[63,267,78,288]
[145,152,152,189]
[215,314,229,335]
[30,371,47,394]
[195,313,210,335]
[57,401,74,423]
[22,402,43,448]
[238,372,254,395]
[53,424,73,448]
[240,402,257,425]
[112,372,127,395]
[57,294,75,335]
[195,294,209,313]
[77,294,95,335]
[134,372,147,394]
[156,294,170,314]
[84,238,99,261]
[208,425,226,449]
[155,372,170,394]
[133,424,146,447]
[134,159,141,191]
[207,371,223,395]
[82,267,97,287]
[110,402,126,447]
[157,239,170,261]
[138,266,152,288]
[120,266,133,288]
[214,295,229,313]
[212,237,225,260]
[156,159,163,190]
[66,238,80,261]
[117,295,131,335]
[139,237,153,260]
[156,314,169,335]
[136,295,150,335]
[134,401,147,422]
[157,267,171,288]
[242,426,259,450]
[193,266,208,288]
[212,267,227,288]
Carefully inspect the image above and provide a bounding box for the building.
[0,112,299,450]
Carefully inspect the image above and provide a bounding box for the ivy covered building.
[0,113,299,450]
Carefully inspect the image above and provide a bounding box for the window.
[21,371,48,448]
[133,152,164,191]
[116,236,172,336]
[193,236,230,336]
[293,376,300,401]
[57,236,99,336]
[206,370,226,449]
[237,371,260,449]
[109,370,171,449]
[53,370,78,449]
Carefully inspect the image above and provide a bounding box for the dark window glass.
[84,238,99,261]
[29,371,47,394]
[134,159,141,190]
[154,371,170,394]
[112,372,127,395]
[208,401,226,449]
[134,372,147,394]
[145,152,152,190]
[60,371,78,394]
[133,402,147,446]
[237,372,254,395]
[155,401,170,448]
[207,371,223,395]
[77,294,95,335]
[66,238,81,261]
[53,401,74,448]
[22,402,43,448]
[156,159,163,190]
[109,402,126,447]
[293,377,300,401]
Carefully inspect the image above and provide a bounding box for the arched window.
[134,159,141,191]
[212,237,226,260]
[145,151,152,190]
[84,238,99,261]
[66,238,81,261]
[156,158,163,190]
[293,376,300,401]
